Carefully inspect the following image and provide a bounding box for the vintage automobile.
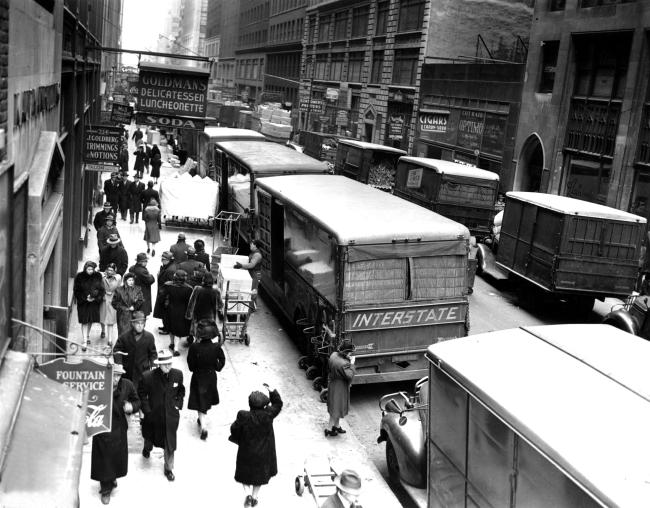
[602,293,650,338]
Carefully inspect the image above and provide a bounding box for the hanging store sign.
[39,358,114,437]
[135,113,205,131]
[137,65,209,118]
[300,99,324,114]
[419,110,448,133]
[111,103,134,124]
[388,113,404,140]
[84,126,122,165]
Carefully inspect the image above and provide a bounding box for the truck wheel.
[305,365,319,380]
[312,376,326,391]
[297,356,310,370]
[475,248,484,275]
[294,475,305,496]
[319,388,328,403]
[385,439,400,486]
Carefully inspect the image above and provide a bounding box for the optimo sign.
[38,358,114,437]
[137,63,209,118]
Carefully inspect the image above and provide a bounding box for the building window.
[565,99,620,156]
[348,52,364,82]
[564,157,611,205]
[330,53,344,81]
[581,0,634,6]
[539,40,560,93]
[573,33,631,99]
[376,1,389,35]
[308,15,316,43]
[549,0,566,9]
[318,14,331,42]
[315,54,328,80]
[398,0,425,32]
[393,48,419,85]
[305,55,314,78]
[334,11,347,40]
[351,5,369,38]
[371,50,384,83]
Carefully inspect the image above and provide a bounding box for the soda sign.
[136,113,205,131]
[346,302,466,332]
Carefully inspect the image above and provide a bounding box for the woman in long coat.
[160,269,193,355]
[229,387,283,507]
[100,263,122,347]
[74,260,105,351]
[142,198,161,256]
[111,273,144,337]
[150,144,162,183]
[187,319,225,440]
[186,272,220,340]
[91,365,140,504]
[153,252,177,325]
[326,339,356,437]
[128,254,155,316]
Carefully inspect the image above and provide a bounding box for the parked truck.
[378,324,650,507]
[476,191,646,314]
[334,140,406,191]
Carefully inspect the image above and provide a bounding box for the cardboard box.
[219,266,252,313]
[220,254,249,269]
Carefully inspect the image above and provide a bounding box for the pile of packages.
[256,103,292,141]
[299,261,335,301]
[218,254,253,313]
[159,172,219,219]
[367,161,396,190]
[228,173,251,215]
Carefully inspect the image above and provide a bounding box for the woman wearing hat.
[185,272,221,341]
[160,269,193,356]
[113,311,157,395]
[187,319,225,440]
[128,253,155,316]
[97,214,120,251]
[325,339,357,437]
[74,261,105,351]
[229,384,283,507]
[150,144,162,184]
[100,263,122,347]
[91,363,140,505]
[322,469,362,508]
[142,198,161,256]
[111,273,144,337]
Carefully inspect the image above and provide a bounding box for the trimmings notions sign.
[137,65,209,118]
[84,126,122,165]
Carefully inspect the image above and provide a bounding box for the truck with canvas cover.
[493,192,646,313]
[213,140,329,247]
[378,324,650,507]
[334,140,406,191]
[393,157,500,241]
[254,175,470,389]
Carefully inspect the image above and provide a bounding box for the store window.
[539,41,559,93]
[330,53,344,81]
[318,14,331,42]
[398,0,425,32]
[351,5,369,38]
[392,48,419,85]
[348,52,364,83]
[376,1,389,35]
[334,11,347,40]
[630,171,650,218]
[574,32,631,99]
[371,50,384,83]
[564,157,611,205]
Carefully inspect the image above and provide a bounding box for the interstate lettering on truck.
[347,304,466,332]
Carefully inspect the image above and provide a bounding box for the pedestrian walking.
[160,269,193,356]
[153,251,176,335]
[99,234,129,276]
[93,202,113,231]
[193,239,210,269]
[144,143,152,174]
[118,174,130,221]
[150,144,162,184]
[118,146,129,174]
[91,363,140,505]
[128,174,145,224]
[139,350,185,482]
[186,272,220,343]
[103,172,120,216]
[113,311,157,392]
[178,247,205,288]
[142,198,161,256]
[132,127,144,145]
[133,144,147,179]
[325,339,356,437]
[128,253,155,316]
[97,215,120,251]
[229,385,283,507]
[187,319,225,440]
[141,181,160,209]
[100,264,122,347]
[111,273,144,337]
[169,233,189,263]
[74,261,105,352]
[321,469,363,508]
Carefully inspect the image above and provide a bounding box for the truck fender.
[602,309,639,336]
[476,243,493,275]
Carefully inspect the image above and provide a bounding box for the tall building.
[213,0,239,98]
[265,0,308,108]
[235,0,270,103]
[173,0,208,65]
[513,0,650,218]
[300,0,533,151]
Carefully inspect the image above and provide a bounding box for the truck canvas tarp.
[335,140,407,190]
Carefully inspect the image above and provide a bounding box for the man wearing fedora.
[99,234,129,276]
[138,350,185,482]
[90,363,140,505]
[322,469,363,508]
[94,202,113,232]
[113,311,157,393]
[128,253,155,316]
[104,172,120,216]
[325,339,357,437]
[97,214,120,252]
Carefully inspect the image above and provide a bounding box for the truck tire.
[385,439,400,486]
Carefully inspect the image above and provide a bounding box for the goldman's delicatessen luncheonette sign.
[136,62,209,130]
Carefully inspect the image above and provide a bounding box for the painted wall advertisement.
[83,126,123,170]
[419,110,448,133]
[39,358,114,436]
[137,66,209,119]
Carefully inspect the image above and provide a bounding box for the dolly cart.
[220,281,254,346]
[211,211,241,263]
[294,458,339,507]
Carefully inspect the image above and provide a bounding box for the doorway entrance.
[517,135,544,192]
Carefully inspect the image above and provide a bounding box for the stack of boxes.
[256,103,293,142]
[218,254,252,313]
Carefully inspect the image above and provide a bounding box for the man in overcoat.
[139,350,185,482]
[128,253,155,316]
[169,233,189,263]
[103,172,120,216]
[325,339,356,437]
[113,311,157,392]
[117,173,130,221]
[99,234,129,276]
[141,180,160,208]
[160,269,193,356]
[94,202,113,231]
[153,251,177,335]
[97,215,120,251]
[91,363,140,505]
[127,174,145,224]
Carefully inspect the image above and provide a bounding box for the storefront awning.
[0,350,87,507]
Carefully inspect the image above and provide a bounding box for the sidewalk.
[71,126,401,507]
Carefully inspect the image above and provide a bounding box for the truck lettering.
[447,307,457,320]
[403,310,415,325]
[381,312,394,326]
[392,311,405,325]
[347,305,463,331]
